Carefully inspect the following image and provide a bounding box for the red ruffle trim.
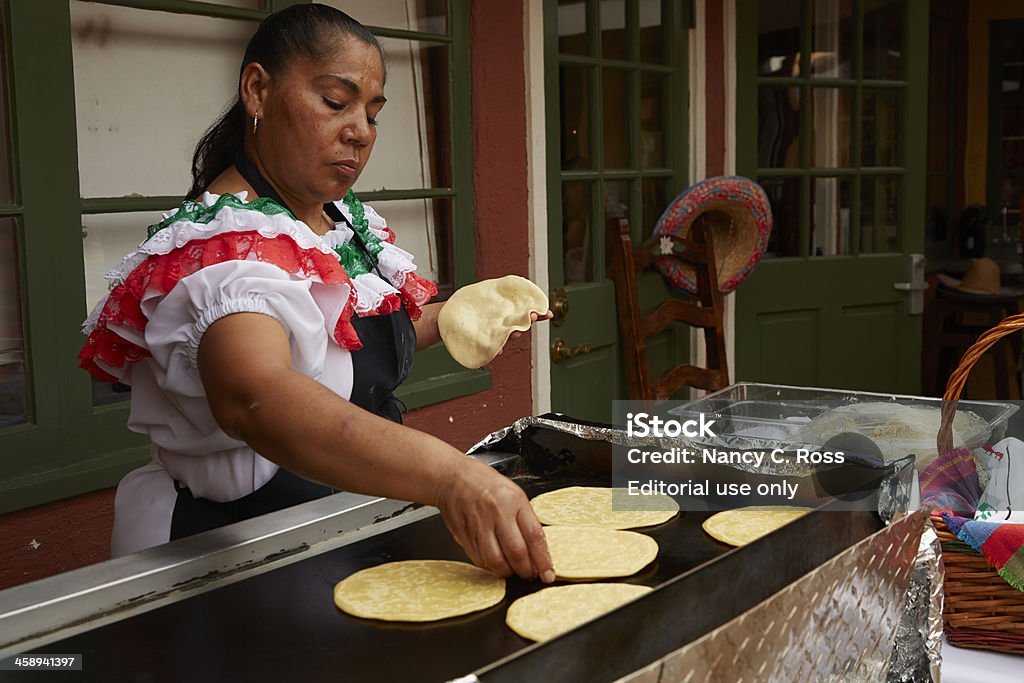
[377,226,397,244]
[399,272,438,322]
[78,232,362,383]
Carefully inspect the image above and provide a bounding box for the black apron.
[169,154,416,540]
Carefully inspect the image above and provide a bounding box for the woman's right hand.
[434,457,555,583]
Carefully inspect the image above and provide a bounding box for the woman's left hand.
[508,309,553,340]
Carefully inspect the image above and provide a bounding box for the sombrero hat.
[653,176,772,294]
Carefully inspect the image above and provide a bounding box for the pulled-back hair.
[187,3,383,198]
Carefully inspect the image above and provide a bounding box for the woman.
[79,4,554,583]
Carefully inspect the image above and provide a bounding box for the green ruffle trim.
[331,190,386,278]
[146,193,294,239]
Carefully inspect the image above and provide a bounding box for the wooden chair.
[607,214,730,401]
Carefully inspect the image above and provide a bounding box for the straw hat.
[938,257,1024,298]
[653,176,772,294]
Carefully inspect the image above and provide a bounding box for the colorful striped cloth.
[921,447,1024,592]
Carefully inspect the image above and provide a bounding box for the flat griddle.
[22,468,882,683]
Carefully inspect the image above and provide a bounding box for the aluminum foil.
[885,523,943,682]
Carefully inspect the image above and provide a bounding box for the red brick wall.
[0,0,532,591]
[705,0,726,177]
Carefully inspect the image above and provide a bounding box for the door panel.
[737,255,920,393]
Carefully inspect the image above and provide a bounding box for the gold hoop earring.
[252,115,259,135]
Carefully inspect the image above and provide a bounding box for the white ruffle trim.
[328,200,418,294]
[102,192,336,289]
[351,273,400,315]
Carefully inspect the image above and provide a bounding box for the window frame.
[546,0,690,285]
[0,0,482,515]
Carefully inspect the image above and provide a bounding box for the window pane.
[354,39,451,192]
[1002,65,1024,138]
[603,69,631,169]
[0,218,27,427]
[324,0,446,34]
[757,0,800,78]
[641,73,666,169]
[558,0,588,56]
[642,178,668,237]
[860,176,901,253]
[811,87,853,168]
[82,210,165,406]
[811,0,853,78]
[365,197,452,292]
[600,0,626,61]
[862,89,901,167]
[560,66,592,170]
[810,177,852,256]
[639,0,664,64]
[757,178,802,258]
[71,2,254,198]
[863,0,904,81]
[563,181,593,283]
[82,211,163,317]
[0,8,14,205]
[758,86,802,169]
[760,177,802,257]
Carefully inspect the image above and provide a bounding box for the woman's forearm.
[200,313,460,505]
[412,301,444,350]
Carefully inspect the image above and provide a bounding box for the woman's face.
[250,39,385,205]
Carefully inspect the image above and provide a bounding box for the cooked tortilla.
[701,506,811,547]
[531,486,679,529]
[333,560,505,622]
[506,583,652,642]
[544,526,659,579]
[438,275,548,369]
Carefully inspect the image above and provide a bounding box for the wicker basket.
[935,312,1024,655]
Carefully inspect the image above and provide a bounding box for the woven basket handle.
[938,312,1024,455]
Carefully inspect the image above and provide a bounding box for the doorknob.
[551,288,569,327]
[893,253,927,315]
[551,337,591,363]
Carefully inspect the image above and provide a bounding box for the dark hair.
[187,4,383,198]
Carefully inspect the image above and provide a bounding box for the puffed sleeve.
[142,259,330,398]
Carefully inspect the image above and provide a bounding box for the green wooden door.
[734,0,928,394]
[544,0,689,421]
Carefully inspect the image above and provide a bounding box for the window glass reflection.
[758,0,800,78]
[810,177,852,256]
[563,181,593,283]
[760,177,802,257]
[860,176,901,253]
[758,86,802,169]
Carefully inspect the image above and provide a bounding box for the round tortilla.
[544,526,659,579]
[506,583,652,642]
[701,506,811,547]
[333,560,505,622]
[438,275,548,369]
[531,486,679,529]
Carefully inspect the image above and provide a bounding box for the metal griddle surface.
[30,473,878,683]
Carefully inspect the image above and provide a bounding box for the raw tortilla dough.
[544,526,659,579]
[701,506,810,547]
[531,486,679,529]
[333,560,505,622]
[506,583,652,642]
[438,275,548,369]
